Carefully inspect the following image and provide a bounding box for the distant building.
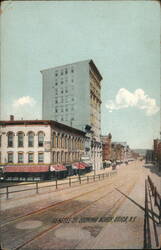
[153,139,161,171]
[101,133,112,161]
[146,150,154,163]
[0,118,86,166]
[41,59,103,170]
[111,143,123,162]
[110,141,129,162]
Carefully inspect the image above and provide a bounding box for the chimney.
[10,115,14,121]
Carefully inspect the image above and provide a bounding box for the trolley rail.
[1,177,119,227]
[1,175,138,250]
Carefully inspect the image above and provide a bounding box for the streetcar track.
[14,178,138,250]
[72,179,138,249]
[1,179,120,227]
[1,173,135,228]
[14,188,121,250]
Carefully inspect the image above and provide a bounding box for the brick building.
[101,133,112,161]
[153,139,161,171]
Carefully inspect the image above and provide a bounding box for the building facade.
[101,133,112,161]
[110,142,129,162]
[0,119,86,166]
[153,139,161,171]
[41,59,103,170]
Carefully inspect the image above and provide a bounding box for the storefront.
[3,165,50,181]
[50,164,68,179]
[81,162,93,172]
[72,162,86,175]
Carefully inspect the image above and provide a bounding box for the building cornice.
[0,120,86,136]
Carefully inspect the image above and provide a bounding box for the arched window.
[57,134,61,148]
[57,152,60,163]
[60,135,63,148]
[61,134,64,148]
[68,136,71,150]
[38,132,44,147]
[72,138,74,150]
[18,132,24,147]
[52,132,56,148]
[56,134,59,147]
[28,132,34,147]
[8,132,14,147]
[64,135,67,149]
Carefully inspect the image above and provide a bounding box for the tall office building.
[41,59,102,142]
[41,60,103,170]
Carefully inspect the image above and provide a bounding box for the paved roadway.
[1,160,161,249]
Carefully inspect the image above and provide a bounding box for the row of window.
[91,151,102,157]
[54,96,75,104]
[53,88,69,94]
[55,106,74,113]
[54,78,74,86]
[6,132,44,148]
[55,116,74,122]
[5,151,81,164]
[52,151,80,163]
[7,152,44,163]
[52,134,84,150]
[55,68,74,77]
[2,132,84,149]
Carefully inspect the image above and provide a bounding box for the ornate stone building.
[0,118,86,166]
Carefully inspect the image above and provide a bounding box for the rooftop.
[0,119,86,136]
[40,59,103,81]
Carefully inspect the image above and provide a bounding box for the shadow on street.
[115,187,159,223]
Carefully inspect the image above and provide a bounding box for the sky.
[1,0,160,149]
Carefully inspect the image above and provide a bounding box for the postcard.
[0,0,160,249]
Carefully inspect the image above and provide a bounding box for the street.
[1,160,161,249]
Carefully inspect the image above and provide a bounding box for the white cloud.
[11,96,40,120]
[106,88,159,116]
[13,96,36,108]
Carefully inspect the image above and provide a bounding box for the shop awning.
[50,164,67,172]
[72,162,85,169]
[3,165,50,173]
[81,162,93,167]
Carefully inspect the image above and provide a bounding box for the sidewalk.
[76,163,161,249]
[146,164,161,193]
